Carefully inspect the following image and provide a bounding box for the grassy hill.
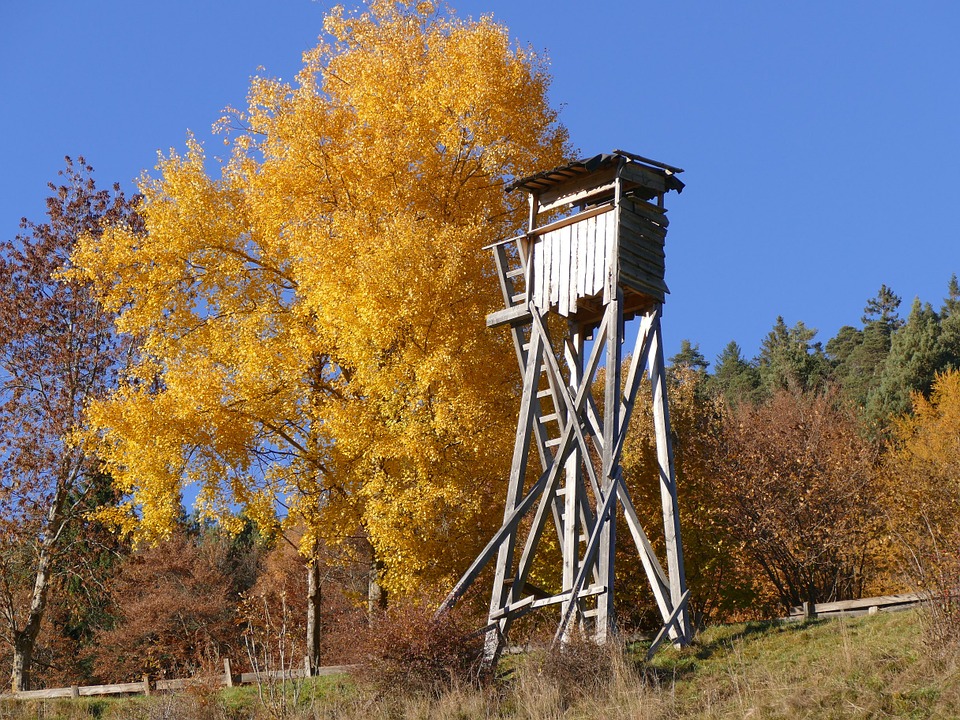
[4,609,959,719]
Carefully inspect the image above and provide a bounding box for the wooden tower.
[437,150,691,665]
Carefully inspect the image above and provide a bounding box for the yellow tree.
[883,370,960,619]
[70,1,569,605]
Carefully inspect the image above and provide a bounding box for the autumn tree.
[70,0,569,608]
[90,527,258,680]
[881,370,960,629]
[0,158,140,691]
[713,389,883,609]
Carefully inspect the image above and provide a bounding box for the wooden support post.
[560,322,584,642]
[71,685,79,699]
[596,288,622,642]
[649,312,690,643]
[141,675,151,696]
[223,658,233,687]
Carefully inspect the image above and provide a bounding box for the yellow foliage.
[884,370,960,558]
[71,1,569,596]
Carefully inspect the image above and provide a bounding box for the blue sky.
[2,1,958,365]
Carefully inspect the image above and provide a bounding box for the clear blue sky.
[3,1,959,365]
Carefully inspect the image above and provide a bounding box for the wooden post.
[71,685,79,699]
[141,675,151,696]
[223,658,233,687]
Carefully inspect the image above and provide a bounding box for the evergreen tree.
[757,317,829,396]
[868,298,944,419]
[669,339,709,374]
[710,340,761,406]
[828,286,901,408]
[939,274,960,370]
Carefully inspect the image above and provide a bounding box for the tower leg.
[649,314,691,643]
[596,290,623,642]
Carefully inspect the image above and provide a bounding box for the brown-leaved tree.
[0,157,141,690]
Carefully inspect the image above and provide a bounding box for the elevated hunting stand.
[437,150,691,666]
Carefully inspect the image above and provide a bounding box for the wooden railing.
[5,658,356,700]
[788,591,925,620]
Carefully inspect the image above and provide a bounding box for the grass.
[4,609,960,719]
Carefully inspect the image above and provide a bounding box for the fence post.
[223,658,234,688]
[142,675,151,696]
[71,685,79,699]
[303,655,312,678]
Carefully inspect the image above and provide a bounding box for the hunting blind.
[438,150,691,665]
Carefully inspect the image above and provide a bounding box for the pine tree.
[710,340,760,406]
[757,317,829,396]
[669,339,709,374]
[868,298,944,420]
[939,274,960,370]
[828,286,901,408]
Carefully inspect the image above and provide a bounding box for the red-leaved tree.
[0,157,141,691]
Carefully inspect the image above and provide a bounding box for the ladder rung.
[506,268,524,278]
[538,413,559,425]
[582,608,600,618]
[537,388,553,399]
[545,438,562,448]
[511,292,525,303]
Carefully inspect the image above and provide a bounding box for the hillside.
[5,608,958,719]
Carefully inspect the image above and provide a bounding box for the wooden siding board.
[621,198,669,227]
[620,162,668,194]
[549,231,561,308]
[620,211,667,243]
[620,248,665,280]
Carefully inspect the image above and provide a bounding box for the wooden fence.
[4,592,929,701]
[788,591,925,620]
[6,658,355,701]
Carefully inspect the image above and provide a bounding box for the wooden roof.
[507,149,685,196]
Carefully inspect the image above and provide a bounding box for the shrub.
[356,603,483,698]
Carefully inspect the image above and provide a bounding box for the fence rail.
[788,591,925,620]
[2,594,929,701]
[3,658,356,701]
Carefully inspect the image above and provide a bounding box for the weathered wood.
[620,162,668,195]
[530,201,614,238]
[619,211,667,242]
[486,304,532,329]
[621,197,669,227]
[649,318,690,643]
[619,251,665,282]
[72,682,145,697]
[619,230,666,262]
[459,151,689,667]
[557,224,571,316]
[619,272,668,302]
[537,166,618,211]
[645,589,691,660]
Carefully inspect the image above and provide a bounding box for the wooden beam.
[486,304,532,329]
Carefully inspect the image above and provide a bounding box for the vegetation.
[4,610,960,718]
[2,0,960,709]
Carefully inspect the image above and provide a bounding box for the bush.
[356,603,483,698]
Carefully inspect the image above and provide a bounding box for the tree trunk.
[367,559,387,617]
[9,471,72,692]
[10,543,55,692]
[305,557,322,674]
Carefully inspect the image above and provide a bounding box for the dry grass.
[4,609,960,719]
